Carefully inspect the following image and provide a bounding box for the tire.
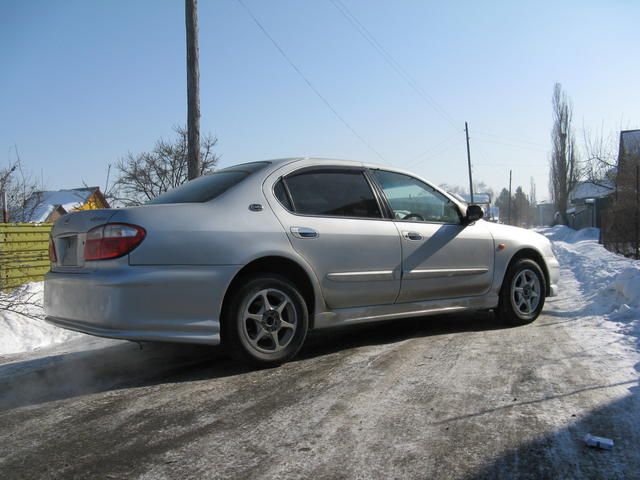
[497,258,546,326]
[222,274,309,367]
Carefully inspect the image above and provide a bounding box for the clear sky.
[1,0,639,201]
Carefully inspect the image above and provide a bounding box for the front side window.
[284,170,381,218]
[373,170,460,224]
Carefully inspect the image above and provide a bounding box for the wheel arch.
[505,247,551,296]
[221,255,320,329]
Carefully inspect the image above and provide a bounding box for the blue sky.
[1,0,639,201]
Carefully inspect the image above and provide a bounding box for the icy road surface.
[0,227,639,479]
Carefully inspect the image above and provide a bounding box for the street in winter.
[1,2,639,479]
[1,227,639,479]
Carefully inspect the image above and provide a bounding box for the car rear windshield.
[147,161,270,205]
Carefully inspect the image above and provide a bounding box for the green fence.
[0,223,53,289]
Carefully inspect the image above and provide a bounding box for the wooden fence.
[0,223,53,289]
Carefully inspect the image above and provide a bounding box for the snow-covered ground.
[0,282,79,355]
[538,225,640,353]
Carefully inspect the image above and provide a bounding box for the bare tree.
[1,149,41,222]
[0,283,44,320]
[111,126,219,206]
[529,177,537,206]
[581,125,617,188]
[549,83,579,225]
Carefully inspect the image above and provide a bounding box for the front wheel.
[497,258,546,326]
[222,274,309,366]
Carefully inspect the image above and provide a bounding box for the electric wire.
[474,131,547,149]
[236,0,387,162]
[401,130,464,170]
[474,137,547,152]
[329,0,458,130]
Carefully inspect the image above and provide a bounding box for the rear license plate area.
[60,236,79,266]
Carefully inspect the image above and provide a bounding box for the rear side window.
[273,179,293,211]
[284,170,381,218]
[147,162,269,205]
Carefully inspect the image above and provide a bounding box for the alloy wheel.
[241,288,298,354]
[510,268,541,316]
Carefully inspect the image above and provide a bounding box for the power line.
[329,0,458,130]
[236,0,387,162]
[475,163,548,170]
[474,131,547,149]
[474,137,547,152]
[403,136,463,171]
[401,130,463,169]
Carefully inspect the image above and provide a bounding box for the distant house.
[457,192,492,205]
[617,129,640,176]
[599,129,640,253]
[565,180,614,230]
[17,187,110,223]
[569,180,614,204]
[535,202,554,227]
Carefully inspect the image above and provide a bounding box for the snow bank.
[540,225,600,243]
[0,282,79,355]
[538,226,640,329]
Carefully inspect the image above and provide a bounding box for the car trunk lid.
[50,209,119,271]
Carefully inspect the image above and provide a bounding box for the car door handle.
[403,231,423,241]
[290,226,319,239]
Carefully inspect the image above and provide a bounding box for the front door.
[371,169,494,303]
[270,167,402,309]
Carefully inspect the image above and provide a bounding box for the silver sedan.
[45,158,560,365]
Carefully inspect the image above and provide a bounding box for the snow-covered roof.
[20,188,100,222]
[456,193,492,204]
[569,181,614,201]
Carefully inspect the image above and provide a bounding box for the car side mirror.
[464,204,484,224]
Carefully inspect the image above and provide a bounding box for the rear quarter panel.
[115,180,291,267]
[110,176,327,315]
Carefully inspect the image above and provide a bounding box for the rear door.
[370,169,494,303]
[269,166,402,309]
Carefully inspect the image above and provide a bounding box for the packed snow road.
[1,227,639,479]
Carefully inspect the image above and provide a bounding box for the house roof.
[569,181,614,201]
[20,187,102,223]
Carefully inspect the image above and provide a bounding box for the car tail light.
[84,223,146,261]
[49,236,57,263]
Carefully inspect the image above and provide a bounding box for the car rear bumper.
[44,265,241,346]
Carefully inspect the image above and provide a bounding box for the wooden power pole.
[465,122,474,203]
[507,169,512,225]
[185,0,201,180]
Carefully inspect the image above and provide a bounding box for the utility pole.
[507,169,512,225]
[185,0,201,180]
[465,122,474,203]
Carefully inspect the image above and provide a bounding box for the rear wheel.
[223,274,309,366]
[497,258,546,326]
